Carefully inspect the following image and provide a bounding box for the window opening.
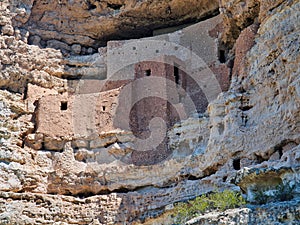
[61,101,68,111]
[233,158,241,170]
[174,65,180,84]
[144,69,151,76]
[219,49,226,63]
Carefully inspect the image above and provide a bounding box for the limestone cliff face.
[0,0,299,224]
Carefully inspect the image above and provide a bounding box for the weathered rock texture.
[186,199,300,225]
[15,0,219,54]
[0,0,299,224]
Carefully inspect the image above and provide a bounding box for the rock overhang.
[14,0,220,54]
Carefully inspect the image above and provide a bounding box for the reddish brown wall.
[132,61,183,133]
[232,24,258,78]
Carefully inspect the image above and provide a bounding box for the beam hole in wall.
[241,112,248,126]
[144,69,151,76]
[233,158,241,170]
[61,101,68,111]
[102,106,106,111]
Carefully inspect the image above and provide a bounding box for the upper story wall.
[106,15,228,104]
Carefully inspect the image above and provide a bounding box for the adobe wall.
[132,61,169,136]
[232,24,259,79]
[36,93,74,138]
[131,59,187,132]
[106,14,230,116]
[94,87,121,133]
[63,15,230,145]
[67,79,131,95]
[33,87,122,150]
[25,83,58,112]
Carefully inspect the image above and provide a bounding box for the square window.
[144,69,151,76]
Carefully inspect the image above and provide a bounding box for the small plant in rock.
[173,190,246,224]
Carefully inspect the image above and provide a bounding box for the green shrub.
[173,190,246,224]
[210,189,246,211]
[173,202,193,224]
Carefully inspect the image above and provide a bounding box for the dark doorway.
[233,158,241,170]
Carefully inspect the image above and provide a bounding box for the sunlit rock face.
[0,0,299,224]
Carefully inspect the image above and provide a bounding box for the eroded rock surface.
[186,199,300,225]
[0,0,299,224]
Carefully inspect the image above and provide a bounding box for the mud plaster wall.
[36,88,121,141]
[25,83,58,112]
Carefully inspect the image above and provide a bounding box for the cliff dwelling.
[24,15,230,165]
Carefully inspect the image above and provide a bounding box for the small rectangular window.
[219,50,226,63]
[174,65,180,84]
[144,69,151,76]
[61,101,68,110]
